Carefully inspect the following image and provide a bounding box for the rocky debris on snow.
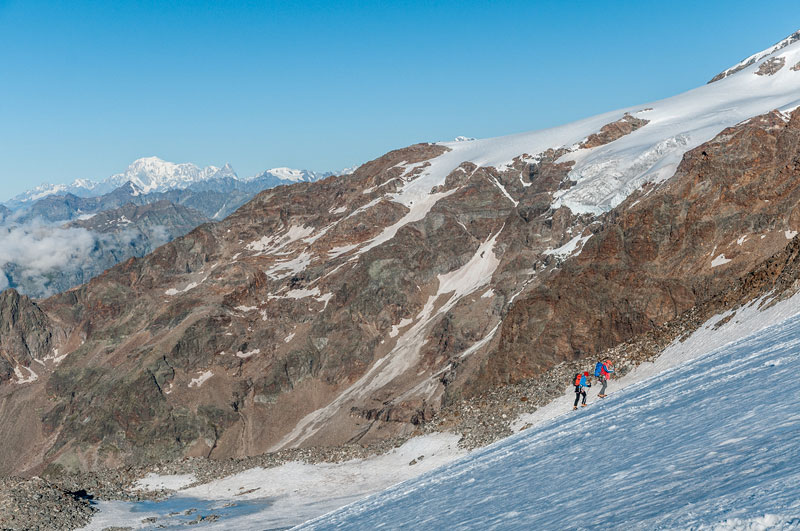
[0,476,95,530]
[793,61,800,72]
[756,56,786,76]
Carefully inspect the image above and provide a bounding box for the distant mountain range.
[0,157,357,298]
[4,156,354,208]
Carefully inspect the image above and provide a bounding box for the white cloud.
[0,220,96,296]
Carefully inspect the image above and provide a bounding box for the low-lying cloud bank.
[0,218,177,299]
[0,221,96,295]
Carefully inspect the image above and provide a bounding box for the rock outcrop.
[0,289,60,383]
[756,56,786,76]
[580,113,649,149]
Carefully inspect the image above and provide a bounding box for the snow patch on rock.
[236,349,260,359]
[712,254,732,267]
[188,370,213,388]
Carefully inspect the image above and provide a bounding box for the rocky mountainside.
[12,182,152,224]
[709,30,800,82]
[1,32,800,477]
[11,177,272,225]
[47,201,209,290]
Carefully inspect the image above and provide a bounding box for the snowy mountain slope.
[710,30,800,82]
[301,294,800,530]
[392,33,800,216]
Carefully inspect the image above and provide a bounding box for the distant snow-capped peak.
[259,167,315,183]
[249,164,360,183]
[5,157,238,205]
[4,157,357,206]
[105,156,238,194]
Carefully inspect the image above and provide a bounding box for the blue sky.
[1,0,799,197]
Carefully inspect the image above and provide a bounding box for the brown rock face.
[580,113,649,149]
[484,109,800,384]
[756,57,786,76]
[0,290,60,383]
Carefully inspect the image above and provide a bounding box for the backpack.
[574,373,581,387]
[594,361,603,378]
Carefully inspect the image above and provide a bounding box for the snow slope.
[301,296,800,530]
[389,33,800,216]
